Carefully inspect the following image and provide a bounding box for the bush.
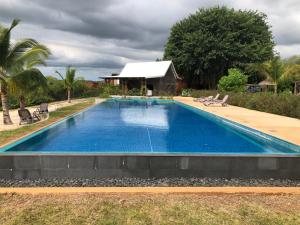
[99,83,122,97]
[189,89,300,119]
[127,88,141,96]
[181,88,192,97]
[190,89,218,98]
[218,68,248,92]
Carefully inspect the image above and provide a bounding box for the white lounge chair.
[204,95,229,107]
[194,93,220,103]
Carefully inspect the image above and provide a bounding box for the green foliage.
[265,56,284,84]
[1,76,101,110]
[191,90,300,119]
[278,64,300,93]
[283,55,300,65]
[190,89,218,98]
[244,63,268,84]
[55,66,77,90]
[278,78,293,93]
[46,76,65,101]
[282,64,300,82]
[73,80,99,98]
[218,68,247,92]
[99,83,121,98]
[127,88,140,96]
[164,6,274,88]
[8,68,48,96]
[181,88,192,97]
[0,19,51,123]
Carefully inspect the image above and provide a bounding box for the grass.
[0,99,95,147]
[0,193,299,224]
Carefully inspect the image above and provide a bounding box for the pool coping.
[0,187,299,194]
[1,98,299,156]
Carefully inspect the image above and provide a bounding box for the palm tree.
[246,56,284,93]
[0,19,50,124]
[264,56,284,93]
[55,67,77,103]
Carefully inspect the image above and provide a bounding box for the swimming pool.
[1,98,300,155]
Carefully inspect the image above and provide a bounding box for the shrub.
[190,89,218,98]
[189,89,300,119]
[99,83,122,97]
[127,88,141,96]
[218,68,248,92]
[181,88,192,97]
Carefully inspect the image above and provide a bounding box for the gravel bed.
[0,177,300,187]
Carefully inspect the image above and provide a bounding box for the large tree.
[164,6,274,89]
[0,19,50,124]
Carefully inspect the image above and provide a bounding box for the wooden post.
[140,78,147,96]
[124,79,128,94]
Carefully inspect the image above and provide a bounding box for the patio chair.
[194,93,220,103]
[204,95,229,107]
[35,103,48,114]
[18,109,40,125]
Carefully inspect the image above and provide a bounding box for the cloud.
[1,0,300,80]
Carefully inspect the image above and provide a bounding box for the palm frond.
[26,59,47,68]
[13,44,51,70]
[55,70,65,80]
[6,39,40,68]
[8,19,20,33]
[0,19,20,66]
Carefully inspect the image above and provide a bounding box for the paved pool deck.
[174,97,300,146]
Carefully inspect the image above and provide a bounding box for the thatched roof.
[258,79,275,86]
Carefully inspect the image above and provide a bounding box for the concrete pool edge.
[0,98,299,180]
[0,155,299,179]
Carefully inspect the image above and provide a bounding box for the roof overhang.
[99,60,181,80]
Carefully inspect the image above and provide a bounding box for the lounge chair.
[35,103,48,114]
[194,93,220,103]
[18,109,40,125]
[204,95,229,107]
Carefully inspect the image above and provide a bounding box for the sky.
[1,0,300,80]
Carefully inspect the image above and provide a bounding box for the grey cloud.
[47,55,124,68]
[1,0,300,80]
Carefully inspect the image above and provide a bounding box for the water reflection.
[120,104,169,129]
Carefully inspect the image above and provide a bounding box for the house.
[99,61,181,95]
[103,73,120,86]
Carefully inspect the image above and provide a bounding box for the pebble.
[0,177,299,187]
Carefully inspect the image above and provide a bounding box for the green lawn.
[0,99,95,146]
[0,193,299,225]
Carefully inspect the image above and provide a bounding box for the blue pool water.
[2,99,300,154]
